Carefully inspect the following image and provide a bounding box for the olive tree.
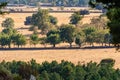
[46,30,61,47]
[30,33,39,47]
[12,34,27,48]
[2,18,14,29]
[70,11,83,25]
[75,31,85,47]
[0,2,7,15]
[60,24,76,47]
[90,0,120,49]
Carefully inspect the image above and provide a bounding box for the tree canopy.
[90,0,120,49]
[0,2,7,15]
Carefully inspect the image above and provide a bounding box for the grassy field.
[0,12,102,35]
[0,12,102,27]
[0,48,120,68]
[0,10,116,68]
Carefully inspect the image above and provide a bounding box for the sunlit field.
[0,48,120,68]
[0,8,117,69]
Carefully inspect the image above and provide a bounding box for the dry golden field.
[0,12,102,27]
[0,48,120,68]
[0,12,102,34]
[0,10,116,68]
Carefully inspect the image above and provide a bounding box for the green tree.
[12,34,27,48]
[13,74,22,80]
[31,9,49,29]
[104,33,112,46]
[0,2,7,15]
[90,0,120,49]
[47,33,61,48]
[83,27,97,46]
[49,72,63,80]
[94,30,107,46]
[18,64,38,80]
[30,33,39,47]
[70,12,83,25]
[61,65,74,80]
[40,22,56,35]
[2,18,14,29]
[75,65,86,80]
[60,24,76,47]
[75,31,85,47]
[0,33,11,48]
[30,9,57,34]
[90,17,107,29]
[40,71,50,80]
[49,15,58,25]
[0,66,13,80]
[40,37,47,47]
[2,28,17,35]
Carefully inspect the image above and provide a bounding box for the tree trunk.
[79,44,81,48]
[18,45,19,48]
[102,43,104,46]
[53,44,56,48]
[70,43,72,48]
[109,43,110,47]
[8,44,11,48]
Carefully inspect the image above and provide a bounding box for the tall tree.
[31,9,49,29]
[47,30,61,47]
[75,31,85,47]
[12,34,27,48]
[30,33,39,47]
[47,34,61,47]
[83,27,97,46]
[60,24,76,47]
[0,33,11,48]
[31,9,56,34]
[90,0,120,49]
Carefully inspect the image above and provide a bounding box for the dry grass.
[0,10,115,68]
[0,48,120,68]
[0,12,102,27]
[0,12,102,35]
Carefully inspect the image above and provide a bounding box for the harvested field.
[0,12,102,35]
[0,9,114,69]
[0,12,102,27]
[0,48,120,68]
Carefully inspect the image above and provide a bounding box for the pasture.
[0,9,117,68]
[0,48,119,68]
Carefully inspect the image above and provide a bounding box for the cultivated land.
[0,12,102,35]
[0,8,117,68]
[0,48,119,68]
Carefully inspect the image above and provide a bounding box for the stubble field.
[0,48,120,68]
[0,10,118,68]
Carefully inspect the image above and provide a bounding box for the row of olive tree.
[0,17,111,48]
[29,24,111,48]
[45,25,111,48]
[0,18,26,48]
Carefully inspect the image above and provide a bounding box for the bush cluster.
[0,58,119,80]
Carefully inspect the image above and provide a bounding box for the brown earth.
[0,48,120,68]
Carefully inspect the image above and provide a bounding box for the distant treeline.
[0,0,89,7]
